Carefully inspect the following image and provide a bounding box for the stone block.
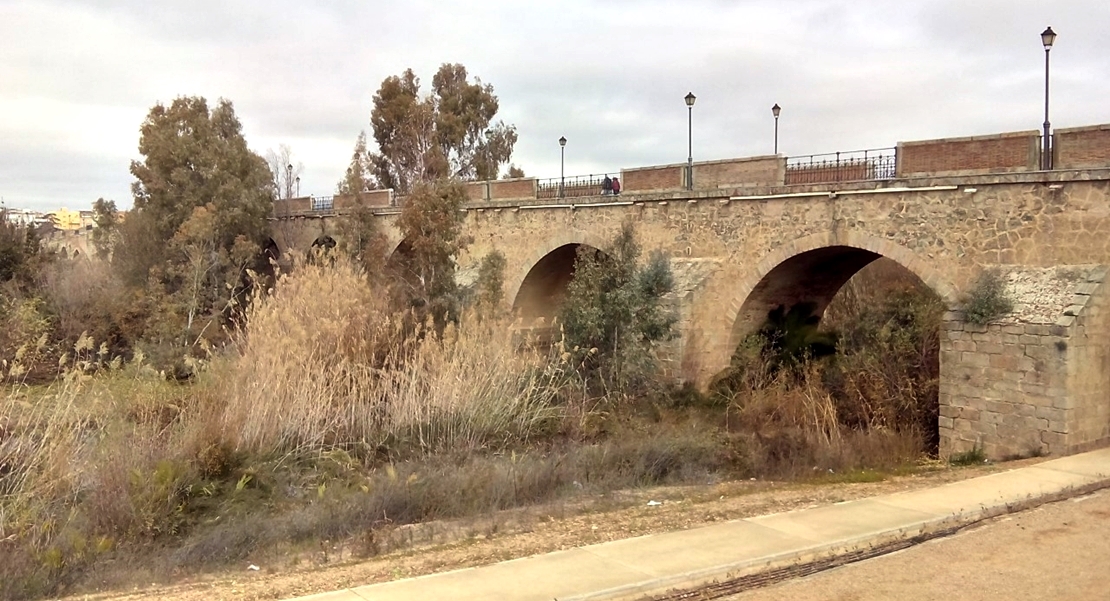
[975,342,1005,355]
[961,352,991,367]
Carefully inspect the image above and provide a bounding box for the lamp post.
[1041,26,1057,170]
[559,136,567,198]
[286,164,293,199]
[772,103,781,155]
[296,176,301,197]
[685,92,696,190]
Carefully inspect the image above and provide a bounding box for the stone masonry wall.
[939,266,1110,458]
[939,317,1069,458]
[1065,268,1110,451]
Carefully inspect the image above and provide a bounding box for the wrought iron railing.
[312,196,334,211]
[536,174,621,199]
[785,148,896,185]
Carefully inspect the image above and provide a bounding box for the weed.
[963,269,1014,325]
[948,444,988,466]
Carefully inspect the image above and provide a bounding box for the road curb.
[564,478,1110,601]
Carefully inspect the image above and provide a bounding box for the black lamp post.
[772,103,781,155]
[685,92,696,190]
[286,164,293,199]
[1041,26,1057,170]
[295,176,301,197]
[559,136,567,198]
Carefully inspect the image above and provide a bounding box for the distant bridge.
[272,124,1110,461]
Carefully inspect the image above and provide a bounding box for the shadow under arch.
[694,231,958,388]
[511,242,606,327]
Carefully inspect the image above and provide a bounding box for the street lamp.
[772,103,782,155]
[295,176,301,197]
[685,92,696,190]
[559,136,567,198]
[1041,26,1057,170]
[286,164,293,199]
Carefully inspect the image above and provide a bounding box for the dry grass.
[0,255,943,600]
[220,257,565,458]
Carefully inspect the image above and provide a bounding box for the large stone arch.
[505,230,613,324]
[695,230,959,387]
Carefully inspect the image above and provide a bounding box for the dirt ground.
[60,458,1043,601]
[723,487,1110,601]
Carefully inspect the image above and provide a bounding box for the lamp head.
[772,103,781,118]
[685,92,696,107]
[559,136,567,147]
[1042,26,1056,49]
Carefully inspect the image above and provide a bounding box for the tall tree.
[336,131,377,195]
[129,97,273,254]
[90,198,118,260]
[392,180,470,325]
[367,64,517,194]
[124,96,274,343]
[265,144,304,200]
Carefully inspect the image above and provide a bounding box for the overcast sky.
[2,0,1107,212]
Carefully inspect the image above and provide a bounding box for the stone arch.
[504,230,614,324]
[311,235,337,251]
[698,231,958,386]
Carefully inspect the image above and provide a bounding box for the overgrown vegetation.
[0,77,964,599]
[963,269,1014,325]
[558,223,676,393]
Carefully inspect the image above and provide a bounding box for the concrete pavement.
[289,448,1110,601]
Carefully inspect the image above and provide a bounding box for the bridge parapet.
[896,130,1040,177]
[1055,124,1110,170]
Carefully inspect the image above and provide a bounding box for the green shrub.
[558,222,676,392]
[963,269,1013,325]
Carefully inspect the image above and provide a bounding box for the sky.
[2,0,1108,212]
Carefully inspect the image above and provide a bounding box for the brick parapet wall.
[1054,124,1110,170]
[622,165,684,193]
[272,197,311,216]
[692,156,784,189]
[897,131,1040,177]
[488,178,537,200]
[333,190,393,210]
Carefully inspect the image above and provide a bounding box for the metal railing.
[537,174,621,199]
[785,147,896,185]
[312,196,334,211]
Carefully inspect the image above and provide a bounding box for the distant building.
[1,208,49,227]
[47,207,95,231]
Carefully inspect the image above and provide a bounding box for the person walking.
[612,177,621,195]
[602,175,613,195]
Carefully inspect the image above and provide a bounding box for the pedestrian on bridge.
[602,175,613,195]
[612,177,621,195]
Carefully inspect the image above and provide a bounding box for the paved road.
[723,488,1110,601]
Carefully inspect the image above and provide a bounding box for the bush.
[963,269,1013,325]
[558,222,676,392]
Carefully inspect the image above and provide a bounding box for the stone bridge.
[271,124,1110,460]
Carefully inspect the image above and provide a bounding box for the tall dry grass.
[219,256,565,458]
